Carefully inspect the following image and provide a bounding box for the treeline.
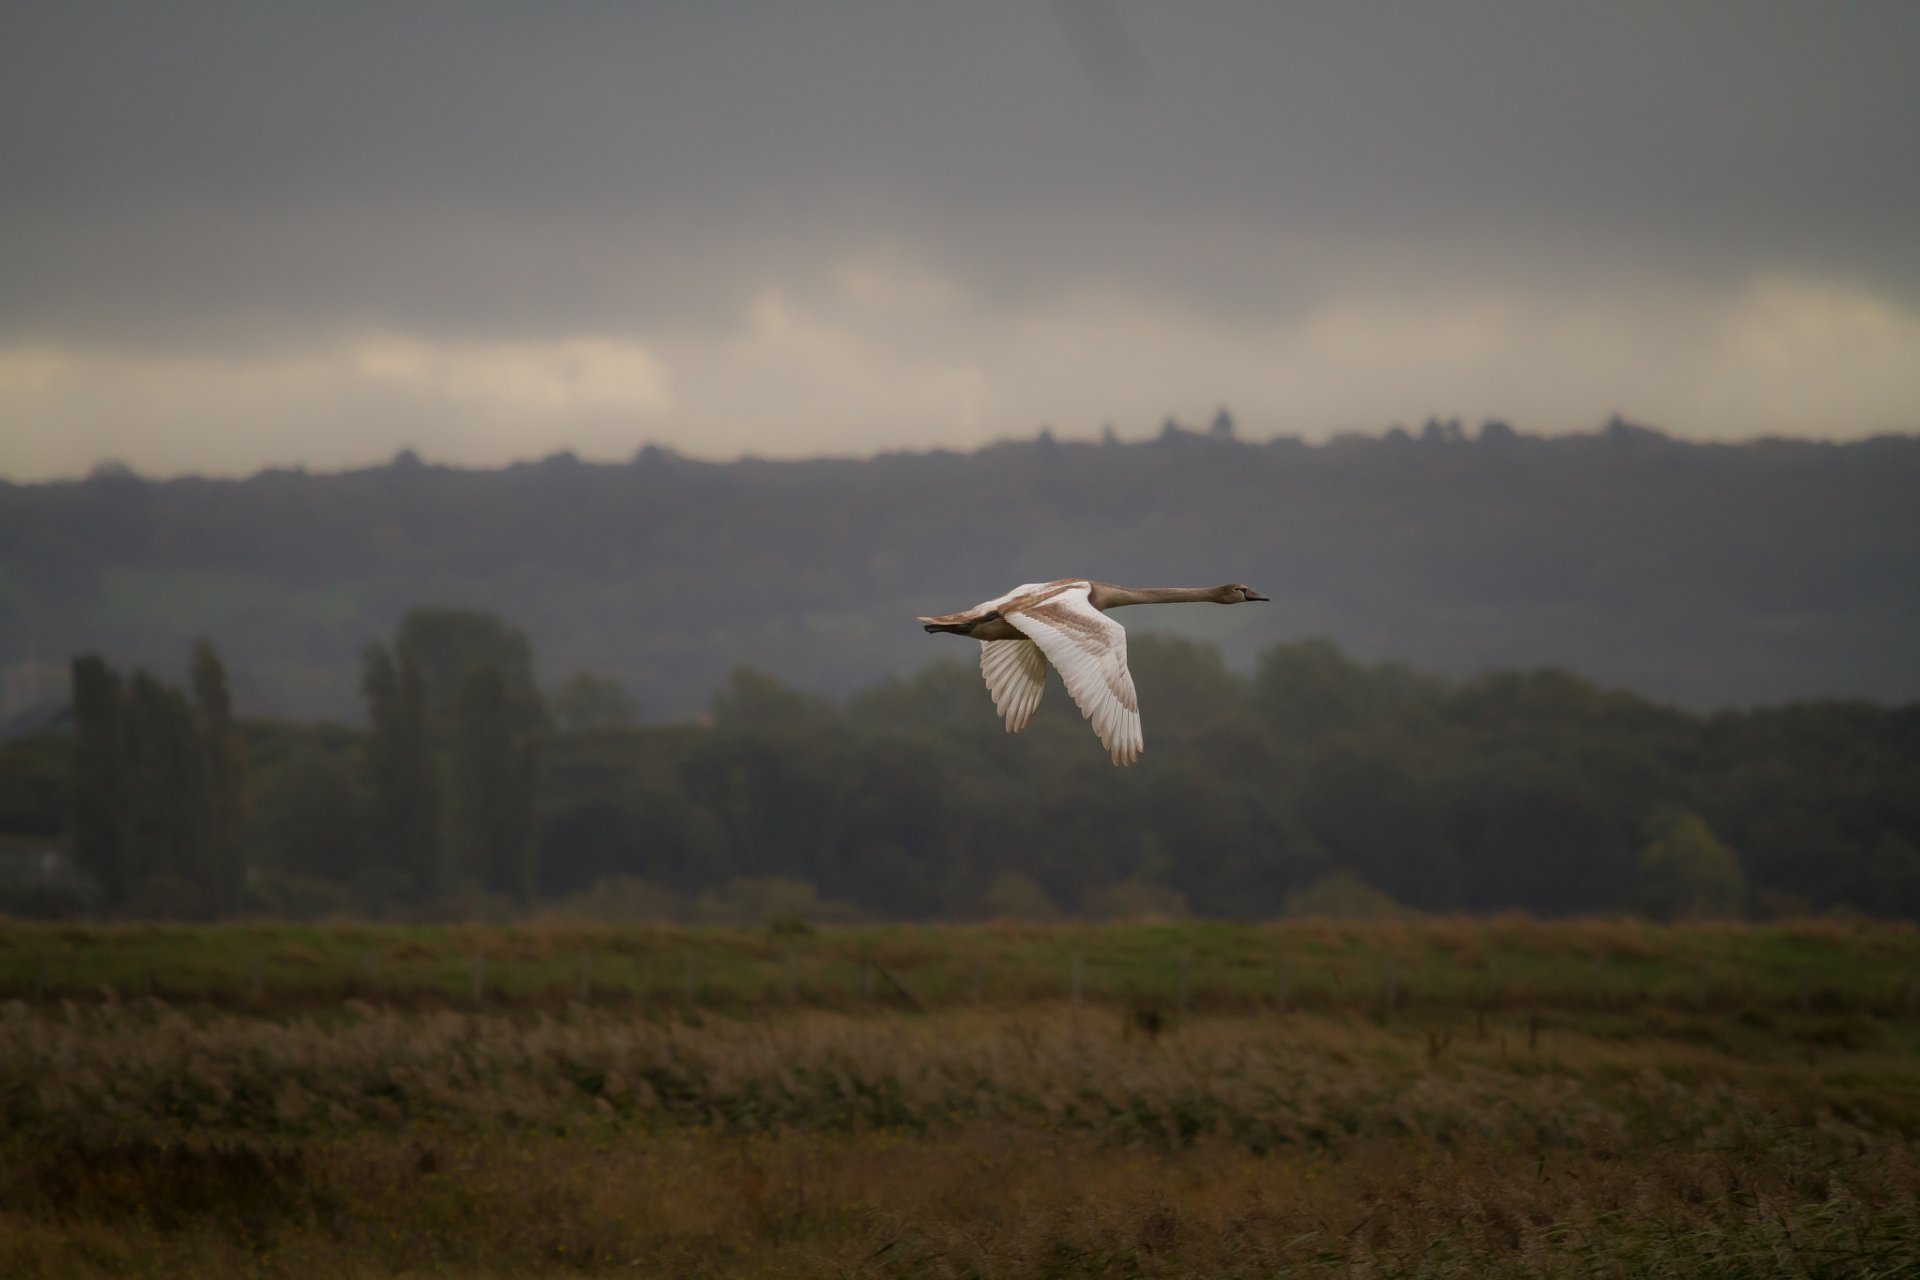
[3,420,1918,726]
[2,606,1917,922]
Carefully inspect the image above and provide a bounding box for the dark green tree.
[0,731,69,840]
[1297,742,1457,909]
[395,607,545,736]
[549,672,639,731]
[361,642,440,900]
[69,655,133,906]
[191,638,248,915]
[449,663,540,903]
[712,667,837,733]
[247,743,366,886]
[123,670,215,916]
[1849,832,1920,919]
[1638,809,1745,920]
[1447,763,1635,914]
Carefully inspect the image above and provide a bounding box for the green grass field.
[4,919,1919,1277]
[4,917,1916,1015]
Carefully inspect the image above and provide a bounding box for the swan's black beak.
[1245,590,1270,602]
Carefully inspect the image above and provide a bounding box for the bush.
[1639,810,1745,921]
[1283,872,1408,920]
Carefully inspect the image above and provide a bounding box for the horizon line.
[11,413,1919,488]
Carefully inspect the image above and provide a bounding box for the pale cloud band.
[4,261,1915,482]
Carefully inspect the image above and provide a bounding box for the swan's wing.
[979,639,1047,733]
[921,581,1065,628]
[1005,585,1143,766]
[987,581,1059,609]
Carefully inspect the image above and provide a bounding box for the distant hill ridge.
[2,419,1917,721]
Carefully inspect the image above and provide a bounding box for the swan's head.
[1220,583,1270,603]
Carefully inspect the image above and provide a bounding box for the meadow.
[3,918,1919,1277]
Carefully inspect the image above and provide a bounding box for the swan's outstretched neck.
[1090,584,1231,609]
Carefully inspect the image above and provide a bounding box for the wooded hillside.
[3,418,1916,725]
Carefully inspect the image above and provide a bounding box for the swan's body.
[918,579,1268,765]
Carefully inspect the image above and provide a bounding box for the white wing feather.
[979,639,1047,733]
[1004,585,1144,765]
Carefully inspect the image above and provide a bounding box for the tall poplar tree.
[191,639,248,915]
[361,641,440,900]
[448,662,539,904]
[124,670,214,914]
[69,655,132,906]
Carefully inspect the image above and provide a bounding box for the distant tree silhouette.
[712,667,836,733]
[191,638,248,915]
[395,607,544,737]
[69,655,132,906]
[247,741,365,896]
[361,642,440,899]
[549,672,639,731]
[449,663,540,903]
[124,670,214,916]
[68,652,230,915]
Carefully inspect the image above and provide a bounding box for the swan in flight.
[918,580,1269,765]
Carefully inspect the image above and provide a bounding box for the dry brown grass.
[3,995,1919,1277]
[4,1117,1916,1277]
[3,998,1901,1145]
[4,920,1920,1277]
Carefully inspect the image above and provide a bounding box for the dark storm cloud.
[1,2,1916,478]
[4,0,1914,345]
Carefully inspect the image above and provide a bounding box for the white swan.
[918,579,1269,765]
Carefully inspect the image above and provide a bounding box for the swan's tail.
[919,617,973,635]
[918,608,997,635]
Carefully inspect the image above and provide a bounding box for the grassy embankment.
[2,918,1918,1277]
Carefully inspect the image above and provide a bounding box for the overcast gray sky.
[2,1,1916,480]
